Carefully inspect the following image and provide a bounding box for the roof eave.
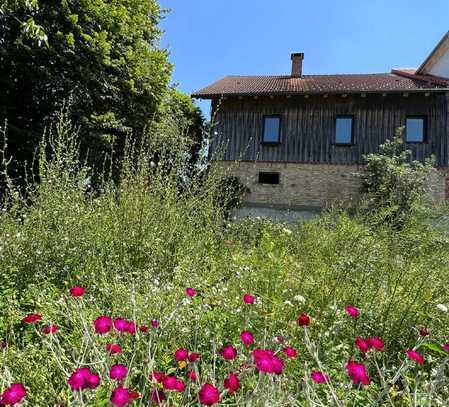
[416,31,449,75]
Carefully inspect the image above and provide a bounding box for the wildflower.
[437,304,448,313]
[86,373,100,389]
[443,343,449,353]
[93,315,112,334]
[243,294,255,304]
[174,348,189,361]
[419,327,430,337]
[186,287,197,297]
[297,313,310,327]
[252,349,284,374]
[293,294,305,303]
[69,286,85,297]
[139,325,148,333]
[110,386,131,407]
[221,345,237,360]
[406,349,424,365]
[114,318,129,333]
[43,324,59,334]
[162,375,178,391]
[151,319,159,328]
[175,379,185,392]
[129,391,140,400]
[151,389,166,404]
[224,372,240,393]
[67,368,99,391]
[22,313,42,324]
[345,361,370,385]
[355,337,370,353]
[125,321,136,334]
[152,371,165,384]
[198,383,220,405]
[366,337,384,351]
[188,370,197,381]
[240,330,254,346]
[345,305,359,318]
[106,343,122,355]
[188,352,200,362]
[310,370,329,384]
[109,364,128,381]
[0,383,27,405]
[282,346,297,358]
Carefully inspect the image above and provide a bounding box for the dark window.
[258,172,280,184]
[406,116,426,143]
[335,116,353,145]
[262,116,281,143]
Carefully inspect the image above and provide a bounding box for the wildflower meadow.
[1,116,449,406]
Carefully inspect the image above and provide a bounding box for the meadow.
[1,116,449,406]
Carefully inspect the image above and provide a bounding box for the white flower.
[282,227,292,235]
[437,304,448,313]
[293,294,305,304]
[284,300,293,307]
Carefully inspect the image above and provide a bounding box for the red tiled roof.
[192,71,449,99]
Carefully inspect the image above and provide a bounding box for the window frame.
[258,172,280,185]
[335,115,354,146]
[261,115,282,145]
[405,115,427,144]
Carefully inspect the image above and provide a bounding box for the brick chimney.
[291,53,304,77]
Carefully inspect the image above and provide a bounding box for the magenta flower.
[151,319,159,328]
[86,373,100,389]
[152,371,165,383]
[188,352,200,362]
[419,327,430,337]
[198,383,220,405]
[106,343,122,355]
[406,349,424,365]
[43,324,59,334]
[224,372,240,393]
[162,375,178,391]
[109,364,128,381]
[366,337,384,351]
[221,345,237,360]
[186,287,197,297]
[125,321,136,334]
[243,294,255,304]
[70,285,85,297]
[346,361,370,385]
[297,313,310,327]
[188,370,197,381]
[22,313,42,324]
[282,346,297,358]
[110,386,131,407]
[139,325,148,333]
[174,348,189,361]
[67,368,99,391]
[252,349,284,374]
[240,330,254,346]
[345,305,359,318]
[151,389,166,404]
[93,315,112,334]
[355,337,370,353]
[0,383,27,405]
[114,318,128,332]
[310,370,329,384]
[175,379,185,392]
[443,343,449,353]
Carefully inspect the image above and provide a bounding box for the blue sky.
[159,0,449,117]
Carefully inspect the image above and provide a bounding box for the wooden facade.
[211,92,449,167]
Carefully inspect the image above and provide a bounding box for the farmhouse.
[193,31,449,210]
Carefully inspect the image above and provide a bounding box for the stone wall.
[214,161,448,209]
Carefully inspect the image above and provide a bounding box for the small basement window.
[262,116,281,143]
[335,116,353,145]
[258,172,280,184]
[406,116,426,143]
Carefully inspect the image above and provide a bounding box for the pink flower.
[22,313,42,324]
[345,305,359,318]
[109,364,128,381]
[243,294,255,304]
[252,348,274,361]
[310,370,329,384]
[275,335,285,343]
[43,324,59,334]
[240,330,254,346]
[114,318,128,332]
[67,368,99,391]
[93,315,112,334]
[346,361,370,385]
[252,349,284,374]
[70,286,85,297]
[152,371,165,383]
[419,327,430,337]
[355,337,370,353]
[270,356,285,374]
[282,346,297,358]
[110,386,131,407]
[224,372,240,393]
[366,337,384,351]
[221,345,237,360]
[125,321,136,334]
[129,391,140,400]
[188,352,200,362]
[297,313,310,327]
[0,383,27,405]
[162,375,178,391]
[151,319,159,328]
[188,370,197,381]
[443,343,449,353]
[86,373,100,389]
[175,379,185,393]
[186,287,197,297]
[406,349,424,365]
[151,389,166,404]
[174,348,189,361]
[139,325,148,333]
[198,383,220,405]
[106,343,122,355]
